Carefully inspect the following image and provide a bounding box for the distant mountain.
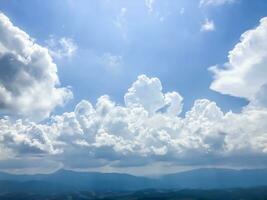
[2,187,267,200]
[0,169,155,193]
[1,168,267,193]
[0,180,73,194]
[159,168,267,189]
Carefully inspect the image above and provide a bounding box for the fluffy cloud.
[210,17,267,100]
[0,13,72,120]
[0,117,58,157]
[1,74,267,171]
[124,75,183,115]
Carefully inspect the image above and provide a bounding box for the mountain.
[2,187,267,200]
[1,168,267,193]
[0,169,155,193]
[0,180,73,194]
[159,168,267,189]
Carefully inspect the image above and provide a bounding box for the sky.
[0,0,267,175]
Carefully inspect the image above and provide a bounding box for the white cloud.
[0,118,59,157]
[1,74,267,171]
[100,53,123,70]
[250,84,267,108]
[124,75,166,114]
[164,92,183,116]
[201,18,215,32]
[0,13,72,120]
[210,17,267,100]
[46,36,77,59]
[124,75,183,115]
[200,0,236,7]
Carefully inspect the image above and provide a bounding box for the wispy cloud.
[114,7,128,39]
[145,0,155,14]
[114,7,127,29]
[46,36,77,59]
[201,18,215,32]
[200,0,236,7]
[99,53,123,71]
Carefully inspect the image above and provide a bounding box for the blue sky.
[2,0,266,113]
[1,0,267,175]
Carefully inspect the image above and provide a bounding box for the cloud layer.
[1,73,267,171]
[0,13,267,173]
[0,13,72,120]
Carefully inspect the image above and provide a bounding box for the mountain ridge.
[1,168,267,193]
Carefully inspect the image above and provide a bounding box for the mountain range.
[1,168,267,193]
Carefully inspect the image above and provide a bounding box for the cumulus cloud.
[210,17,267,100]
[0,13,72,120]
[0,117,59,157]
[124,75,183,115]
[250,84,267,108]
[201,18,215,32]
[1,74,267,171]
[1,12,267,173]
[200,0,236,7]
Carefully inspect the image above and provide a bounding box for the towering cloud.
[124,74,183,115]
[0,13,72,120]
